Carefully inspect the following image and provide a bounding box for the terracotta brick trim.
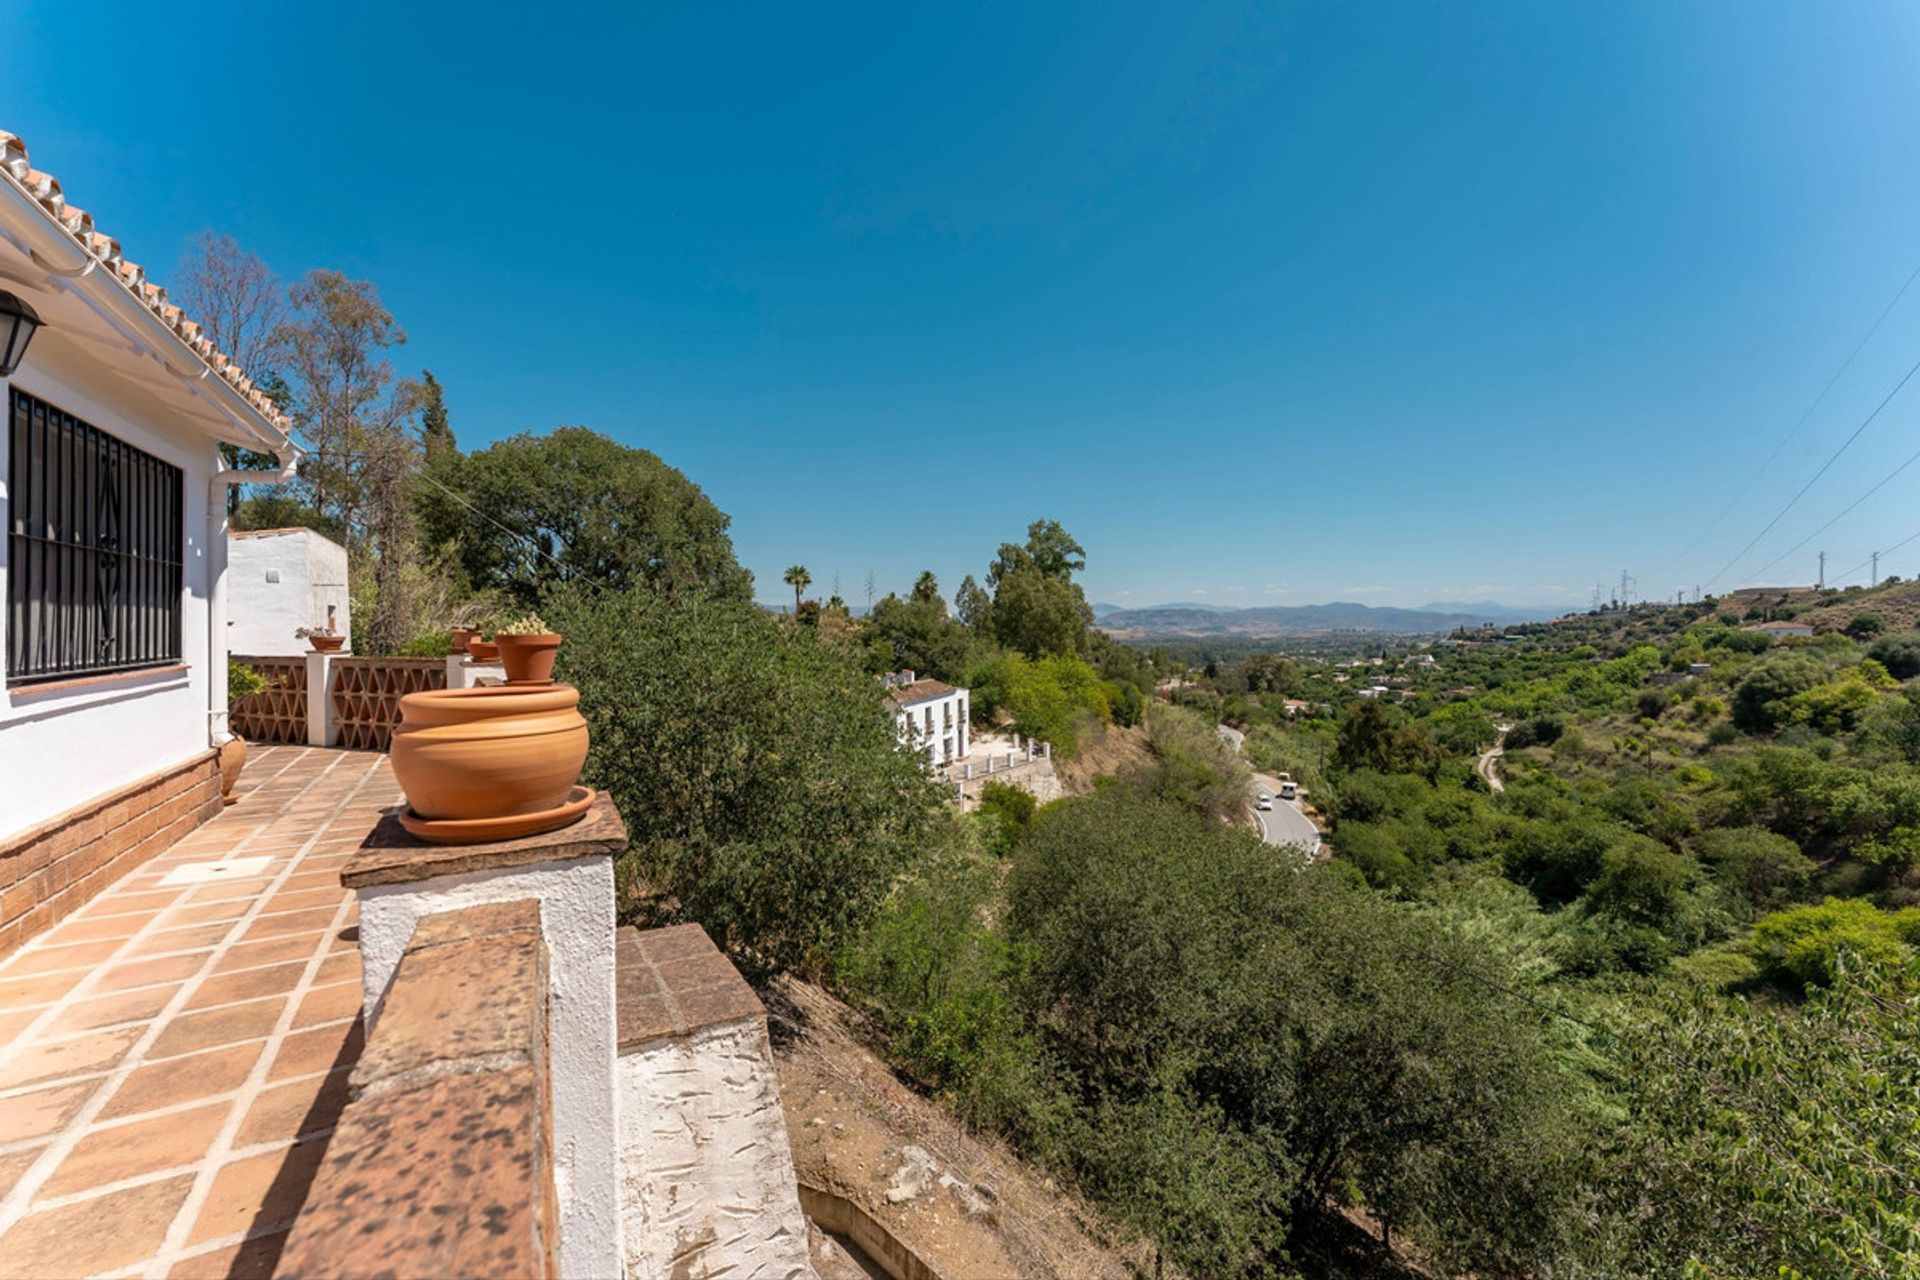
[7,662,190,699]
[278,899,559,1280]
[615,922,764,1053]
[0,748,220,958]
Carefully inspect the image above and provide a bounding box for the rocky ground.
[768,977,1155,1280]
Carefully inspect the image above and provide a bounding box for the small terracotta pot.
[218,736,249,807]
[308,634,345,653]
[468,639,500,662]
[390,685,590,826]
[450,626,479,654]
[495,632,563,685]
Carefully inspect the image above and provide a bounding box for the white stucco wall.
[227,529,350,656]
[355,857,621,1280]
[618,1017,814,1280]
[0,349,221,841]
[892,688,969,767]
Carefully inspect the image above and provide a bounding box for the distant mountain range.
[1095,599,1566,638]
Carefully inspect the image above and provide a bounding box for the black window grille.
[7,387,184,684]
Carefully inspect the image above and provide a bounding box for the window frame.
[6,386,186,687]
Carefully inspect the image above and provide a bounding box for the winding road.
[1476,725,1511,793]
[1217,725,1322,856]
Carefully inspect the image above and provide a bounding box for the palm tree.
[783,564,811,614]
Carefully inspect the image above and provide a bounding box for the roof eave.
[0,135,298,462]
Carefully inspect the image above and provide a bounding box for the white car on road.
[1256,793,1273,811]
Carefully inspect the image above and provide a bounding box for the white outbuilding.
[227,527,351,656]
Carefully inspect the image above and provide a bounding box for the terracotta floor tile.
[166,1229,289,1280]
[164,899,255,928]
[236,908,336,945]
[265,1020,362,1082]
[235,1068,351,1147]
[0,1143,43,1199]
[0,1171,194,1277]
[2,938,125,977]
[0,1078,97,1144]
[289,982,361,1030]
[0,969,80,1010]
[260,887,341,915]
[184,877,276,904]
[212,936,320,974]
[100,1042,263,1121]
[92,952,207,994]
[47,912,152,944]
[149,997,285,1060]
[0,1025,140,1090]
[0,1007,36,1048]
[189,1136,331,1244]
[80,889,182,918]
[41,1100,230,1197]
[40,982,182,1038]
[185,962,309,1011]
[312,950,358,988]
[125,921,238,958]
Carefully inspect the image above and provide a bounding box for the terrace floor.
[0,745,399,1279]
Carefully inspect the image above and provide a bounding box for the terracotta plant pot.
[450,626,479,655]
[389,685,590,841]
[308,634,346,653]
[467,639,500,662]
[218,736,249,807]
[495,631,563,685]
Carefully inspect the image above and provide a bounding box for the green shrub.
[1696,826,1814,911]
[1731,653,1827,733]
[1749,898,1915,990]
[546,583,940,981]
[976,781,1038,856]
[1869,634,1920,680]
[227,660,268,699]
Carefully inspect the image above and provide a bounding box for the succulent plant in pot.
[493,611,563,686]
[295,625,345,653]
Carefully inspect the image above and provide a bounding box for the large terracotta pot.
[218,736,249,807]
[496,631,563,685]
[390,685,589,825]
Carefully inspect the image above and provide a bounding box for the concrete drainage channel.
[801,1183,950,1280]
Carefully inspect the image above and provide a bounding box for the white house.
[1742,620,1815,640]
[0,128,300,954]
[228,526,350,656]
[884,674,970,767]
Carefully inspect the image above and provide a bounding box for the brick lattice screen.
[230,656,308,745]
[331,657,447,751]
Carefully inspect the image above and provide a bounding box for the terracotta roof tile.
[885,678,961,707]
[0,128,292,435]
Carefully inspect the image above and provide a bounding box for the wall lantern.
[0,290,43,377]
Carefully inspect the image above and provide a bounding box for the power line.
[1702,346,1920,590]
[1737,435,1920,586]
[1832,523,1920,586]
[1655,259,1920,581]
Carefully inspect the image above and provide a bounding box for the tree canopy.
[424,427,752,606]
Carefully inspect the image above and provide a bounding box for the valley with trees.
[191,224,1920,1279]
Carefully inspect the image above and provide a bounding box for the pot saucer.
[398,786,596,845]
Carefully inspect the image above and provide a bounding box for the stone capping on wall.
[342,791,629,888]
[0,748,219,957]
[276,898,560,1280]
[615,922,766,1051]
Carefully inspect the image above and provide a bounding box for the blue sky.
[11,2,1920,609]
